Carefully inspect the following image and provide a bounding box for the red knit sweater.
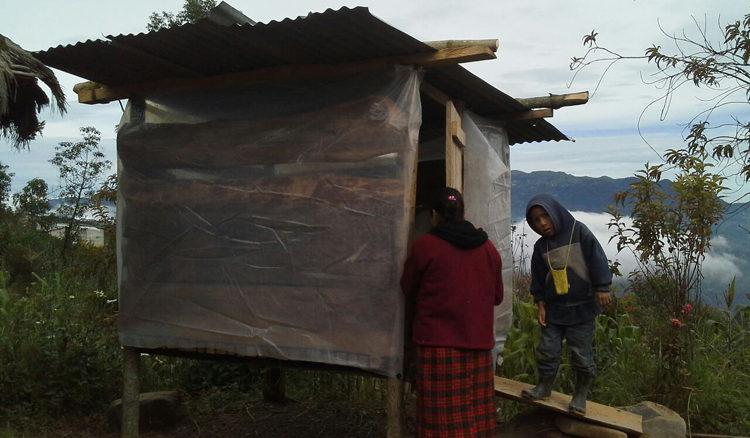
[400,234,503,349]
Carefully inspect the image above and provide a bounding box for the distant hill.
[511,170,637,219]
[510,170,679,220]
[510,170,748,237]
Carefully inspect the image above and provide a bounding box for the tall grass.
[0,268,121,419]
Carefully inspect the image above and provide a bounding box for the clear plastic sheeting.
[116,66,422,377]
[462,112,513,365]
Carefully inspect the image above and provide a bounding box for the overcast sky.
[1,0,747,200]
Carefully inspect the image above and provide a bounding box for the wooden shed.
[35,3,582,436]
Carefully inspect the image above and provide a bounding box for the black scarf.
[429,220,488,249]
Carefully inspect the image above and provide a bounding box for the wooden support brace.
[496,108,553,122]
[450,119,466,149]
[445,100,464,193]
[420,81,450,106]
[423,39,499,52]
[515,91,589,109]
[262,367,287,403]
[386,378,405,438]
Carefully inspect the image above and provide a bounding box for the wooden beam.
[424,39,499,52]
[402,45,496,67]
[261,367,287,403]
[386,378,404,438]
[450,119,466,149]
[445,100,463,193]
[122,347,140,438]
[494,377,643,435]
[516,91,589,109]
[73,46,497,104]
[420,81,450,106]
[496,108,553,122]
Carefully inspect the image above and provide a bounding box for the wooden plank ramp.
[494,376,643,435]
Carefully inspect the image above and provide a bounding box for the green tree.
[0,161,12,211]
[13,178,51,229]
[571,13,750,195]
[49,127,111,259]
[607,151,726,403]
[147,0,217,31]
[91,173,116,227]
[608,153,726,311]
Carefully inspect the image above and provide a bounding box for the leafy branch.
[570,14,750,191]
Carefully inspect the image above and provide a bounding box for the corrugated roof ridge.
[260,6,369,25]
[38,6,375,53]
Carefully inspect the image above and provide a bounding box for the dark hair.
[431,187,464,222]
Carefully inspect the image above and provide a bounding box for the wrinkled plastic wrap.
[462,112,513,364]
[116,66,422,377]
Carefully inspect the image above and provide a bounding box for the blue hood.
[525,194,576,240]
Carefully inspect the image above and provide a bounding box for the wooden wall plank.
[445,100,463,193]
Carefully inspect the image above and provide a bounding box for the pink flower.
[447,195,456,201]
[671,318,683,328]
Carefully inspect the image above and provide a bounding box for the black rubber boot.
[568,372,593,415]
[521,375,555,400]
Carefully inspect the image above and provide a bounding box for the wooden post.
[445,100,465,192]
[122,347,140,438]
[262,367,287,403]
[386,101,422,438]
[386,377,405,437]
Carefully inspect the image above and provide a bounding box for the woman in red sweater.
[400,187,504,438]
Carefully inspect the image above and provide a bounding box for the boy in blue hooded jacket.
[521,194,613,415]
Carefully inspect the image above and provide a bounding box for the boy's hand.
[537,301,546,327]
[596,291,613,306]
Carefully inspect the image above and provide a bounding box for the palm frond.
[0,34,67,149]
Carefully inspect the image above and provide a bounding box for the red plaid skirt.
[415,346,496,437]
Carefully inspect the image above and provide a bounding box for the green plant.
[500,298,540,383]
[12,178,52,231]
[682,303,750,434]
[0,271,120,419]
[592,313,655,406]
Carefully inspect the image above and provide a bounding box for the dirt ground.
[31,398,412,438]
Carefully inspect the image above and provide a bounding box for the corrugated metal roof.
[35,6,567,145]
[424,66,568,144]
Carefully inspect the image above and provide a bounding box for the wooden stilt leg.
[262,367,286,403]
[386,377,404,438]
[122,347,140,438]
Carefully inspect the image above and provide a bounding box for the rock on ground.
[108,390,182,431]
[555,415,627,438]
[623,401,686,438]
